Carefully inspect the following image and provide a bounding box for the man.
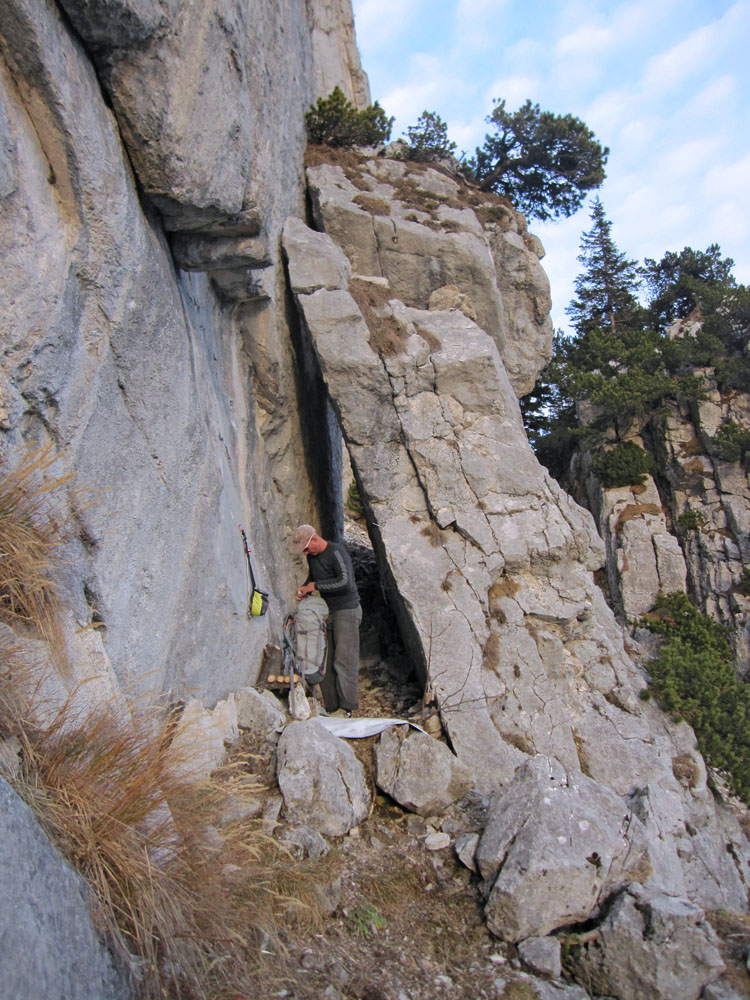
[291,524,361,717]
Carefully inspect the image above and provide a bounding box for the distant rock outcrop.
[577,373,750,663]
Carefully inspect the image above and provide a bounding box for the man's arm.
[314,547,351,593]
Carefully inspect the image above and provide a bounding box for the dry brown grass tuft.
[353,194,391,216]
[414,323,442,352]
[348,277,408,356]
[614,502,662,532]
[390,177,445,214]
[0,658,330,999]
[684,457,707,475]
[303,144,365,172]
[482,633,500,670]
[420,521,442,548]
[0,445,72,660]
[500,729,533,755]
[681,436,705,457]
[672,753,702,787]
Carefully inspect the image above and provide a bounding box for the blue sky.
[351,0,750,334]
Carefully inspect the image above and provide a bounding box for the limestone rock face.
[0,0,335,707]
[580,379,750,661]
[283,209,750,917]
[476,756,651,941]
[592,472,687,619]
[306,157,553,396]
[308,0,371,108]
[3,0,750,985]
[571,884,725,1000]
[276,719,371,836]
[0,777,128,1000]
[56,0,314,236]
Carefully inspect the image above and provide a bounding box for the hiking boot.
[329,708,353,719]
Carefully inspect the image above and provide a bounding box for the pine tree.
[464,99,608,221]
[567,198,641,336]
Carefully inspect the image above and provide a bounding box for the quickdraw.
[238,525,269,618]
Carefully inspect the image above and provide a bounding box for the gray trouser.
[320,606,362,712]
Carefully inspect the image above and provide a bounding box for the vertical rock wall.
[0,0,360,707]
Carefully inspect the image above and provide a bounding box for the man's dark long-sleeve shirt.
[305,541,360,612]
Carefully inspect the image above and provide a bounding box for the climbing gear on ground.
[239,525,269,617]
[283,594,329,685]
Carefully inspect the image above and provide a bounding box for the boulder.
[0,777,128,1000]
[498,975,591,1000]
[476,756,651,941]
[276,719,370,837]
[305,158,553,395]
[571,885,725,1000]
[424,832,451,851]
[455,832,480,872]
[280,824,330,860]
[283,215,351,293]
[517,937,562,980]
[375,726,473,815]
[234,687,285,739]
[167,697,236,780]
[702,982,746,1000]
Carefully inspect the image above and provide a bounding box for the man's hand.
[296,582,315,601]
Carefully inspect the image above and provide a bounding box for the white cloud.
[453,0,511,50]
[351,0,424,50]
[504,37,544,67]
[556,23,613,60]
[448,110,491,152]
[456,0,509,18]
[482,75,540,109]
[649,135,723,184]
[641,3,749,94]
[679,74,737,121]
[701,156,750,265]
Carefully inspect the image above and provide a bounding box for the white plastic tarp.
[316,716,427,739]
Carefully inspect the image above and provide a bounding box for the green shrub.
[590,441,655,487]
[676,510,704,531]
[305,86,393,148]
[346,479,364,518]
[715,354,750,392]
[710,420,750,464]
[348,903,386,939]
[644,592,731,659]
[641,593,750,801]
[402,111,457,162]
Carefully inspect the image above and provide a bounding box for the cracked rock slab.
[571,884,725,1000]
[476,756,651,941]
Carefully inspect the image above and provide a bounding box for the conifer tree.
[566,198,642,336]
[465,99,608,221]
[403,111,456,162]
